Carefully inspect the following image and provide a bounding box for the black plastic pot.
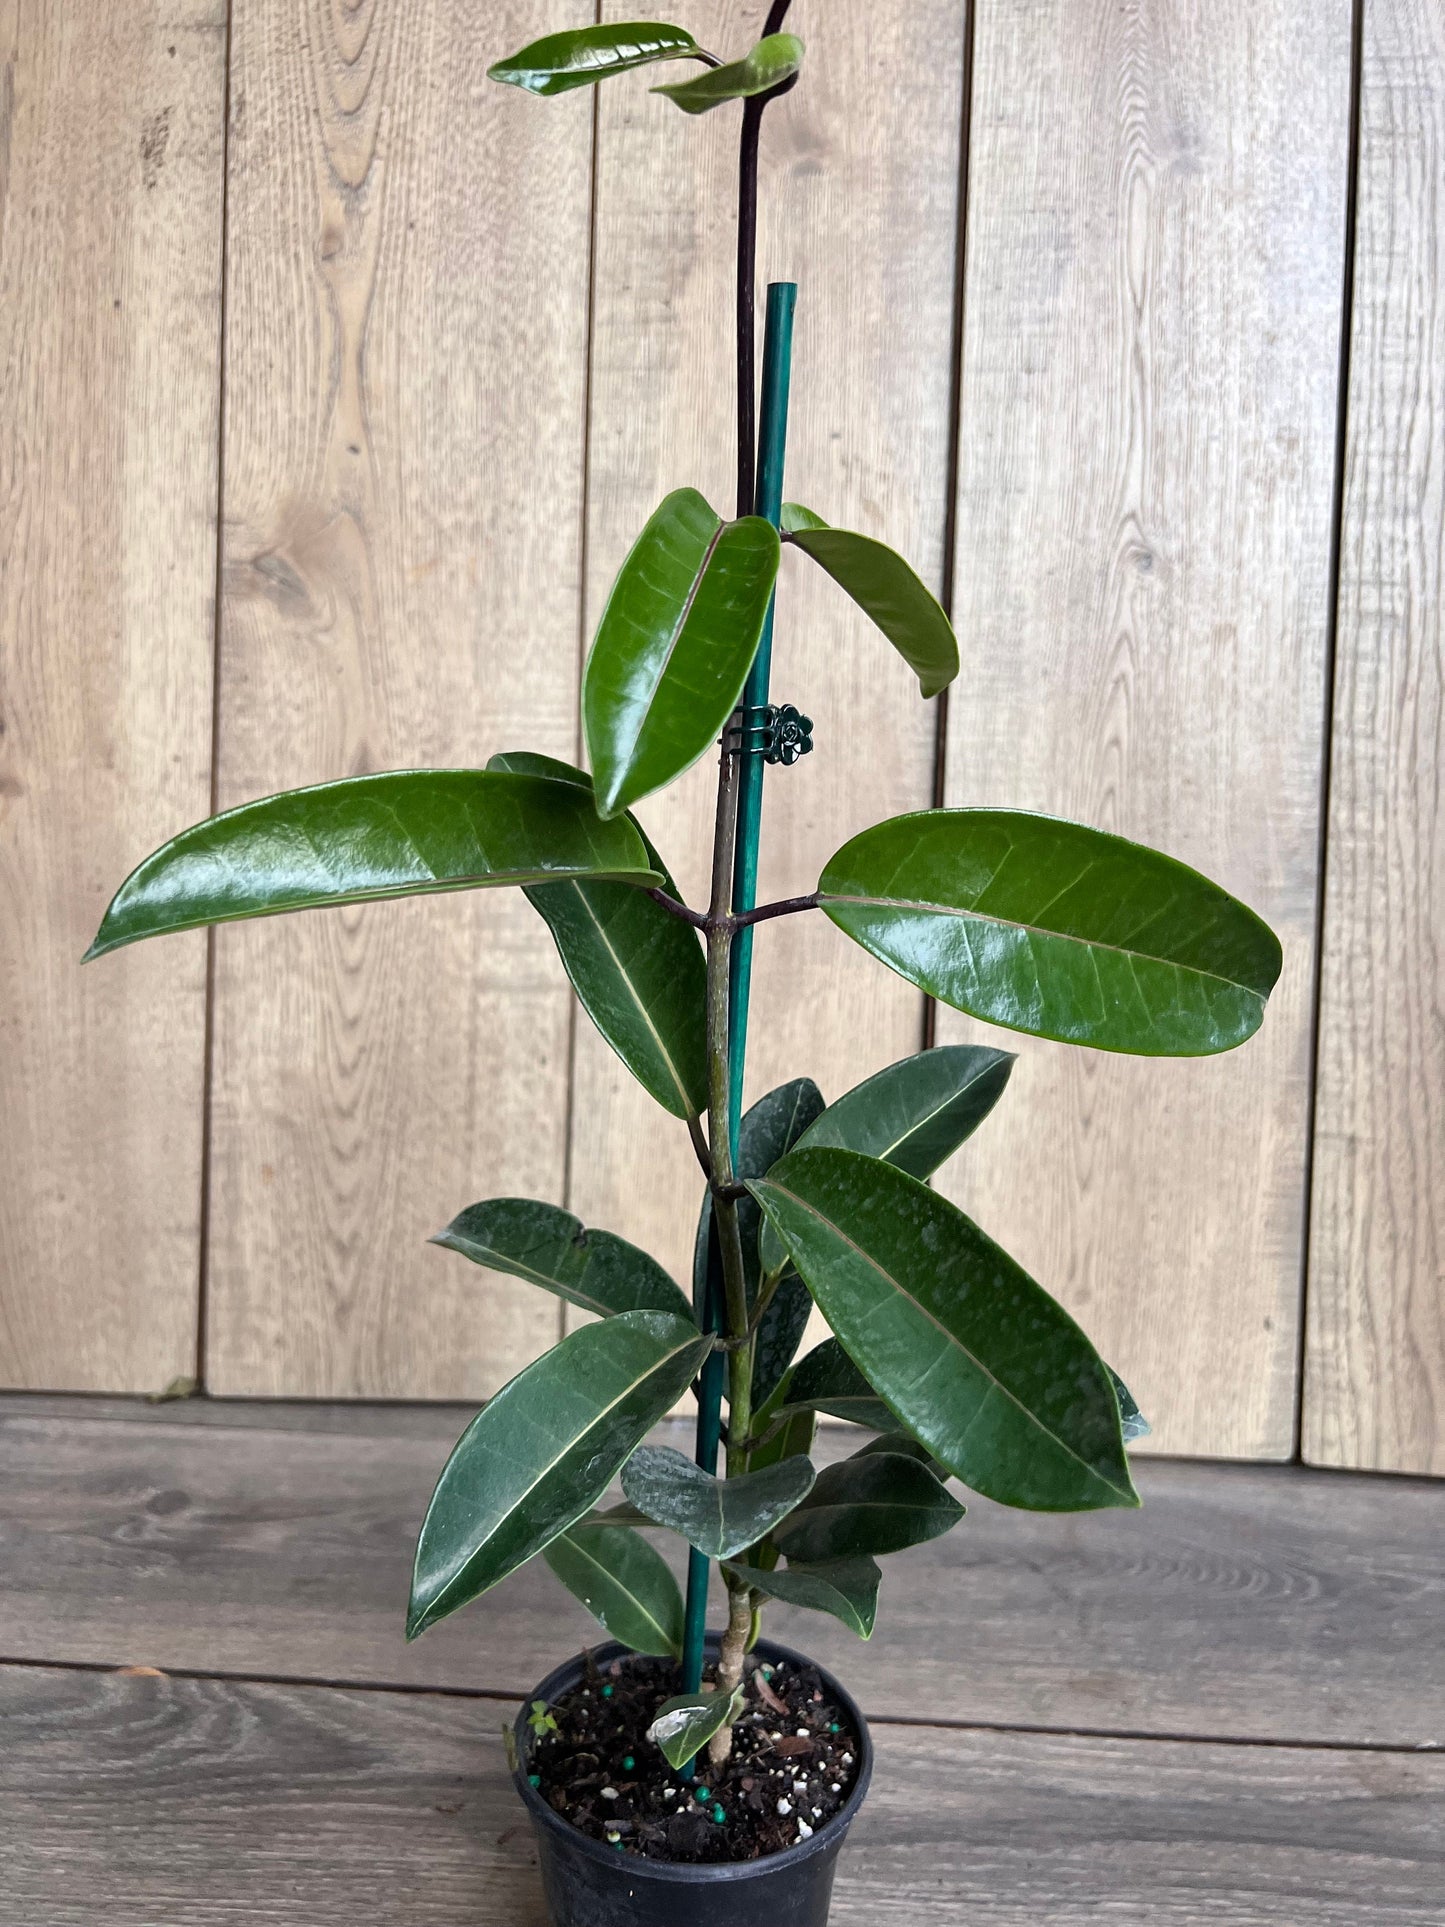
[512,1637,874,1927]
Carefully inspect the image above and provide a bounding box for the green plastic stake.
[678,282,797,1749]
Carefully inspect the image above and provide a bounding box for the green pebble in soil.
[711,1805,726,1824]
[693,1787,710,1804]
[527,1774,541,1788]
[622,1756,635,1771]
[602,1684,614,1698]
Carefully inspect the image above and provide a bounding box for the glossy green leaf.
[818,810,1283,1056]
[431,1198,694,1325]
[771,1452,964,1564]
[647,1684,746,1770]
[751,1149,1139,1512]
[758,1044,1015,1274]
[775,1339,895,1434]
[543,1522,684,1657]
[621,1444,815,1560]
[489,22,700,96]
[86,771,659,961]
[487,751,707,1117]
[407,1312,711,1638]
[850,1432,947,1476]
[584,489,780,818]
[781,506,958,698]
[693,1078,824,1409]
[724,1556,881,1639]
[1110,1368,1151,1444]
[652,33,803,113]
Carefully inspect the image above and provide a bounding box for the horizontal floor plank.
[3,1665,1440,1925]
[3,1401,1442,1747]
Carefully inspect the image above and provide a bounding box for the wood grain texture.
[4,1665,1441,1924]
[5,1400,1441,1747]
[938,0,1352,1458]
[566,1,966,1297]
[0,1,224,1388]
[1305,0,1445,1474]
[206,2,597,1396]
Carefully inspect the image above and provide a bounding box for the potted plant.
[86,7,1281,1924]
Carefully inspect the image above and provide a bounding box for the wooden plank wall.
[0,0,225,1390]
[936,0,1351,1458]
[1,0,1441,1475]
[1305,0,1445,1475]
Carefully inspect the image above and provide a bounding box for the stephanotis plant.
[87,8,1281,1781]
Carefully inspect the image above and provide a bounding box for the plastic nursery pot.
[512,1636,874,1927]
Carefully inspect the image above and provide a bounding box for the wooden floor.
[2,1397,1442,1923]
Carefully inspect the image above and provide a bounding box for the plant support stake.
[681,281,797,1725]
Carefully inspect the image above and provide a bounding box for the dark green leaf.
[489,22,700,96]
[431,1198,694,1325]
[487,752,707,1118]
[776,1338,895,1434]
[86,771,659,961]
[652,33,803,113]
[758,1044,1014,1273]
[817,809,1282,1055]
[1110,1367,1151,1444]
[750,1148,1139,1512]
[407,1312,711,1638]
[771,1452,963,1563]
[543,1522,684,1657]
[725,1556,881,1639]
[584,489,779,818]
[621,1444,815,1560]
[782,506,958,698]
[647,1684,745,1770]
[850,1432,947,1476]
[692,1077,824,1408]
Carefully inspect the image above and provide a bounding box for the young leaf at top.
[750,1148,1139,1512]
[407,1312,710,1638]
[432,1198,695,1326]
[758,1044,1015,1276]
[621,1443,816,1560]
[817,809,1283,1056]
[489,22,702,96]
[543,1521,684,1658]
[781,504,959,698]
[86,771,659,960]
[775,1338,895,1435]
[770,1452,964,1564]
[693,1077,824,1410]
[647,1684,746,1771]
[487,751,708,1119]
[723,1556,881,1640]
[584,488,780,819]
[652,33,804,113]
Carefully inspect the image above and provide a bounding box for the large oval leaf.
[818,809,1282,1055]
[543,1522,684,1658]
[584,489,780,818]
[86,771,659,960]
[652,33,803,113]
[489,23,700,96]
[488,751,707,1118]
[781,505,958,697]
[758,1044,1014,1274]
[751,1149,1138,1512]
[770,1452,963,1563]
[407,1312,711,1638]
[693,1077,824,1409]
[724,1555,881,1639]
[431,1198,694,1325]
[620,1443,815,1560]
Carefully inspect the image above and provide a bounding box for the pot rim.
[512,1635,874,1884]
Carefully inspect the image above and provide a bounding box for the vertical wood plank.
[569,0,965,1293]
[0,1,224,1388]
[939,0,1351,1458]
[206,1,595,1396]
[1306,0,1445,1474]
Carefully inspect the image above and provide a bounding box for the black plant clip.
[735,702,814,766]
